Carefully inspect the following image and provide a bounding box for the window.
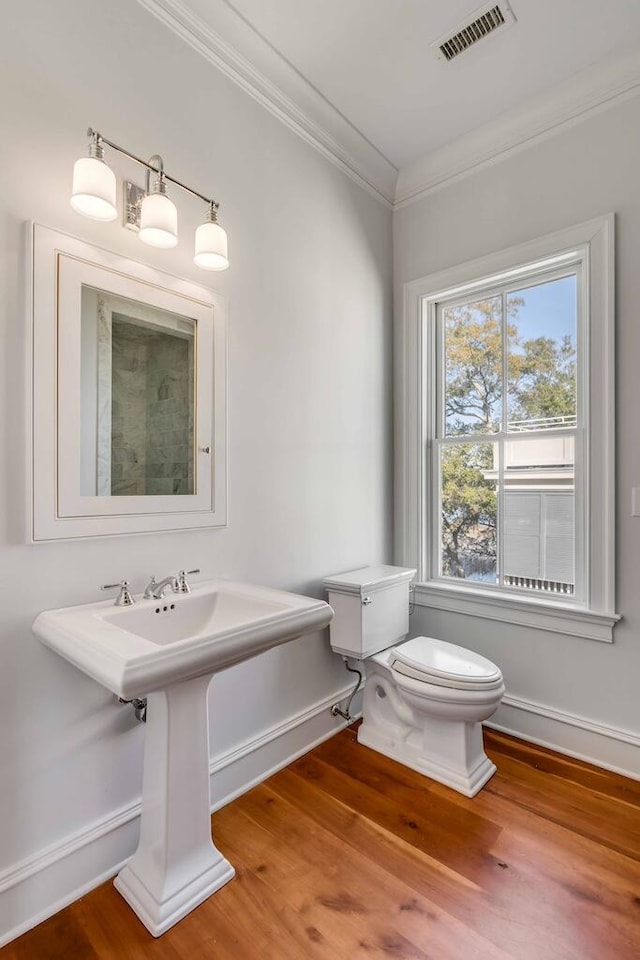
[399,217,618,642]
[437,270,578,596]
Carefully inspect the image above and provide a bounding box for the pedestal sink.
[33,579,333,936]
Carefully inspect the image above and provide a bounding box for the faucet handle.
[101,580,135,606]
[177,569,200,593]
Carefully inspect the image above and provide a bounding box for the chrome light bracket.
[118,696,147,723]
[123,180,145,232]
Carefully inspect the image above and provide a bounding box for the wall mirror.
[29,223,227,541]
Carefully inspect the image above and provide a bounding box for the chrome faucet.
[143,575,179,600]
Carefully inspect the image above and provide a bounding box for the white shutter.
[543,493,575,583]
[504,493,541,577]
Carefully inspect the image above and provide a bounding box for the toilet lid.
[390,637,502,689]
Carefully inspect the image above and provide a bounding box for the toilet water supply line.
[330,659,364,722]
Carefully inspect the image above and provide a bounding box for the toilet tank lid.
[323,565,416,596]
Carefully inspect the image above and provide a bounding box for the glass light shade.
[194,220,229,271]
[138,192,178,248]
[70,156,117,221]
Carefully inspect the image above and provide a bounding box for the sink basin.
[105,590,288,645]
[33,579,332,699]
[33,578,334,937]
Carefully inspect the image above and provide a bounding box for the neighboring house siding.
[504,490,575,590]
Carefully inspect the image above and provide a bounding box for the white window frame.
[397,215,619,643]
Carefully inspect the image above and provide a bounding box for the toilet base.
[358,720,496,797]
[358,668,498,798]
[356,652,503,797]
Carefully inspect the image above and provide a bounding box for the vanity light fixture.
[70,132,118,222]
[194,202,229,271]
[70,128,229,270]
[138,155,178,249]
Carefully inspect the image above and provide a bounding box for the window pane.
[503,435,575,595]
[440,443,497,583]
[506,275,577,431]
[443,296,502,436]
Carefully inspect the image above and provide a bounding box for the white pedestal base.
[114,674,235,937]
[115,854,235,938]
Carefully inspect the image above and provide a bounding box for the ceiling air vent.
[431,2,516,62]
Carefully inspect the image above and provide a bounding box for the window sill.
[412,582,620,643]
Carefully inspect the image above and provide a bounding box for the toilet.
[323,565,505,797]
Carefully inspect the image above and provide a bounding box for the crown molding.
[134,0,397,207]
[395,42,640,209]
[132,2,640,213]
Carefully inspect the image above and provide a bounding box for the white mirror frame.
[28,223,227,541]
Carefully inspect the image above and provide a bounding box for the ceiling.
[222,0,640,168]
[142,0,640,202]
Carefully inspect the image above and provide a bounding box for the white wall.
[394,94,640,775]
[0,0,392,942]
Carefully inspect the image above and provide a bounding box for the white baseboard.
[0,684,352,948]
[487,694,640,781]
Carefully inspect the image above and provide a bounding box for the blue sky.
[444,273,577,434]
[508,274,576,344]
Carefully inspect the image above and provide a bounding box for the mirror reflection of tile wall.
[110,317,194,496]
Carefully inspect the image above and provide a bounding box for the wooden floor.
[3,726,640,959]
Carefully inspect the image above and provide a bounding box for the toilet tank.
[323,565,416,659]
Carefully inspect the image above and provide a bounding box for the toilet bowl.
[323,566,505,797]
[360,637,505,796]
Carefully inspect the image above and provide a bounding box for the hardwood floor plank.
[2,724,640,959]
[1,910,101,960]
[266,761,605,960]
[218,793,511,960]
[486,731,640,805]
[484,761,640,857]
[318,726,640,866]
[288,749,507,885]
[72,885,185,960]
[282,731,640,959]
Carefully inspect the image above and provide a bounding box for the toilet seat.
[389,637,503,691]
